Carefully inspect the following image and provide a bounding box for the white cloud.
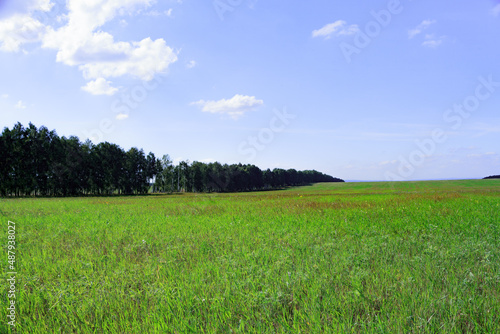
[116,113,129,120]
[42,0,178,82]
[492,4,500,17]
[312,20,359,39]
[143,9,173,17]
[0,0,178,90]
[81,78,119,95]
[1,94,8,99]
[143,10,161,16]
[422,34,445,48]
[191,94,264,120]
[0,0,55,52]
[15,100,26,109]
[407,20,444,48]
[0,14,47,52]
[470,122,500,137]
[61,0,153,32]
[69,35,177,81]
[408,19,436,39]
[186,60,196,69]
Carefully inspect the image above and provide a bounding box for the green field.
[1,180,500,333]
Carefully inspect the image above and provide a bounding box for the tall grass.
[1,180,499,333]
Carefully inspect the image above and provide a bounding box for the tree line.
[0,123,344,197]
[483,175,500,180]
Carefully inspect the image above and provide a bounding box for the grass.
[1,179,500,333]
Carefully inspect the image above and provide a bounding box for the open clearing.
[1,180,500,333]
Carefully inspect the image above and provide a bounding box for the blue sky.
[1,0,500,181]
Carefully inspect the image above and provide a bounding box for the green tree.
[155,154,174,193]
[125,147,147,194]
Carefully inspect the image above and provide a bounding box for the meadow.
[1,180,500,333]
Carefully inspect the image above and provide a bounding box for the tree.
[155,154,174,193]
[178,160,190,192]
[145,152,158,191]
[0,123,344,197]
[125,147,148,194]
[190,161,205,192]
[90,142,126,195]
[0,126,12,196]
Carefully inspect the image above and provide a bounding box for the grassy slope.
[1,180,500,333]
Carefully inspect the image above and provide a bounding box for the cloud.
[408,19,436,39]
[492,4,500,16]
[312,20,359,39]
[42,0,178,83]
[15,100,26,109]
[470,122,500,137]
[186,60,196,69]
[407,20,444,48]
[116,113,129,120]
[467,152,497,158]
[422,34,445,48]
[0,14,47,52]
[191,94,264,120]
[1,94,8,99]
[0,0,178,92]
[143,9,173,17]
[0,0,56,51]
[69,35,177,81]
[81,78,119,95]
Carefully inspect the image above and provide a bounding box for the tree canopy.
[0,123,344,197]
